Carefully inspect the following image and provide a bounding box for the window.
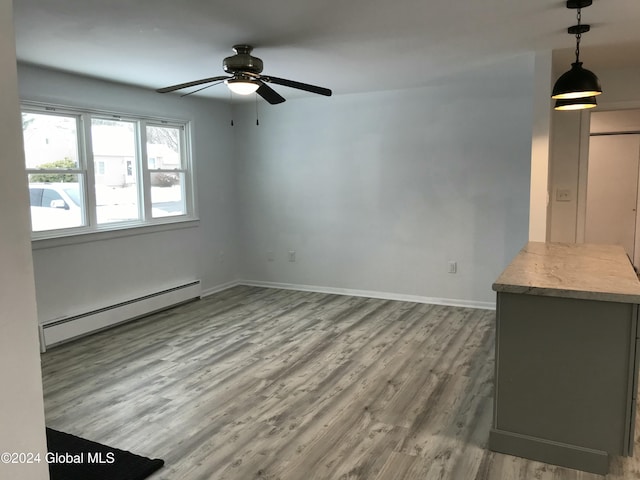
[21,104,195,237]
[146,125,187,218]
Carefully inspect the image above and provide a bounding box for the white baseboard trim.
[201,280,242,297]
[238,279,496,310]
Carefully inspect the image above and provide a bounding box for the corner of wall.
[529,51,553,242]
[0,1,49,477]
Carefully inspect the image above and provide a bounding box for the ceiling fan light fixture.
[551,62,602,100]
[225,77,259,95]
[554,95,597,111]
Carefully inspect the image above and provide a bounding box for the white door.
[585,134,640,264]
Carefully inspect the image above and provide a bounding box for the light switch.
[556,189,572,202]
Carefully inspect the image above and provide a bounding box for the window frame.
[21,102,197,240]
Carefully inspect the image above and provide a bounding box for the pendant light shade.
[554,95,597,111]
[552,62,602,100]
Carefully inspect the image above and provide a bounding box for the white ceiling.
[12,0,640,100]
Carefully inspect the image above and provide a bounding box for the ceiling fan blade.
[256,81,286,105]
[263,76,332,97]
[180,80,225,97]
[156,75,231,93]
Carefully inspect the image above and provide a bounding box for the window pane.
[146,125,181,169]
[28,175,85,231]
[22,112,79,169]
[91,119,140,224]
[151,172,186,217]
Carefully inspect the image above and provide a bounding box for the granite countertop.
[493,242,640,303]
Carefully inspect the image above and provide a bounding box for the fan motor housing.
[223,45,263,74]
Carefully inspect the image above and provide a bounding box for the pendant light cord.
[575,8,582,63]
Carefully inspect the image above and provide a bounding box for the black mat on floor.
[46,428,164,480]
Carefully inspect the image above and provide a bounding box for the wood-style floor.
[41,286,640,480]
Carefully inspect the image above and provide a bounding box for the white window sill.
[31,217,199,250]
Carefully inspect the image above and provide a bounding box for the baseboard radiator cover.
[40,280,201,351]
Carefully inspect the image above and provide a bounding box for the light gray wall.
[0,1,49,478]
[234,54,535,305]
[18,53,538,320]
[548,66,640,243]
[548,109,583,242]
[18,64,237,322]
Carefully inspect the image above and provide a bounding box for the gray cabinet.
[490,242,640,475]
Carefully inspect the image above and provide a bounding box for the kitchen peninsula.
[489,242,640,475]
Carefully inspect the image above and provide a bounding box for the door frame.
[576,111,591,244]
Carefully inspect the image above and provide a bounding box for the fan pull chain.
[230,90,234,126]
[255,93,260,126]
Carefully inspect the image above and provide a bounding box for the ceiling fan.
[156,45,332,104]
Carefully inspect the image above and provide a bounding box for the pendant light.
[552,0,602,106]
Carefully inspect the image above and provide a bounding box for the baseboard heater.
[39,280,201,351]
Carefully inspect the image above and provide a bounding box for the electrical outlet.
[448,261,457,274]
[267,250,274,262]
[288,250,296,262]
